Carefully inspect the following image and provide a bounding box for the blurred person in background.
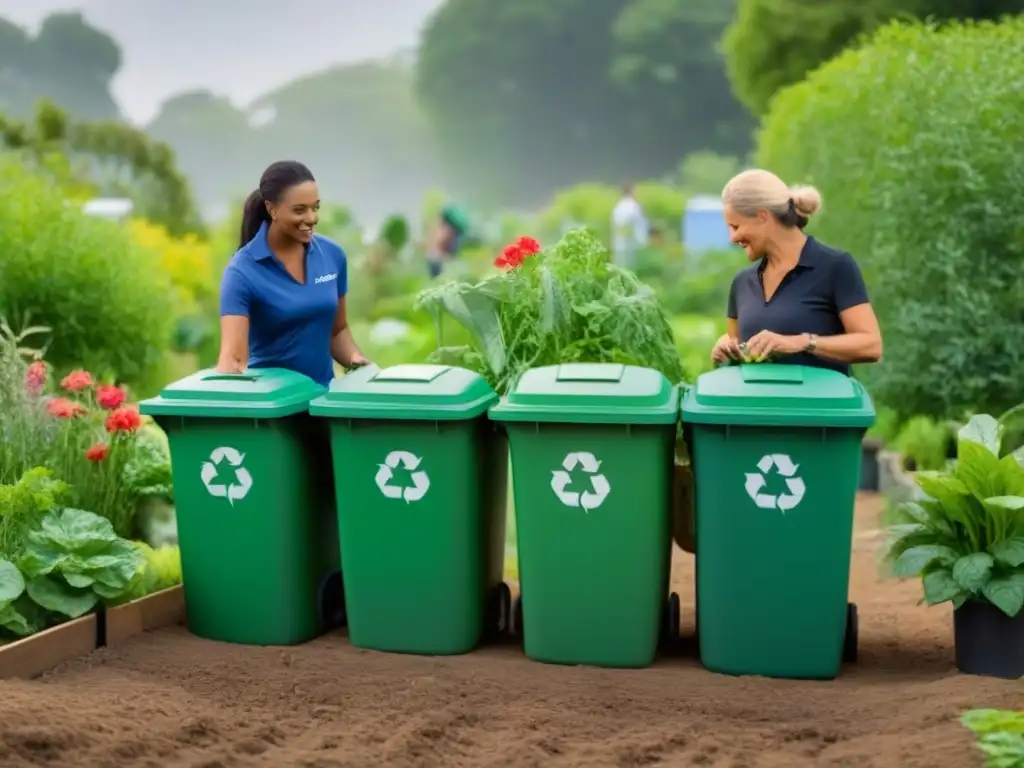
[610,182,648,270]
[217,160,369,386]
[710,169,882,374]
[425,204,469,278]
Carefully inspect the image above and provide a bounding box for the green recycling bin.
[680,364,875,680]
[308,363,509,655]
[139,368,341,646]
[489,363,681,669]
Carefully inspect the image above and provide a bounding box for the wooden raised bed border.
[0,585,186,680]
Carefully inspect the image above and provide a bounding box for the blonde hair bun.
[789,185,822,217]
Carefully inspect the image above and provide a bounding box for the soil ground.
[0,494,1018,768]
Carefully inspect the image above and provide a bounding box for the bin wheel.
[513,596,524,639]
[484,582,512,640]
[843,602,858,663]
[663,592,681,643]
[318,570,346,630]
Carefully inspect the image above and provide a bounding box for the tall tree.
[0,11,121,121]
[415,0,635,205]
[723,0,1024,117]
[610,0,753,168]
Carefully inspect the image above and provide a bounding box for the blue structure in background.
[682,195,731,256]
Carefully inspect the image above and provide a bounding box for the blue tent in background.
[682,195,731,255]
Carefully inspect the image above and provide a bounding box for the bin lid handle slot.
[201,372,260,382]
[555,363,625,382]
[740,365,804,384]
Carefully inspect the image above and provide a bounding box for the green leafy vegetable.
[962,709,1024,768]
[122,423,173,502]
[0,467,70,558]
[415,229,685,394]
[18,507,143,617]
[0,557,38,640]
[885,414,1024,616]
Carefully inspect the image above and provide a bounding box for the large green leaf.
[891,544,958,578]
[989,536,1024,568]
[0,559,25,604]
[26,575,98,618]
[959,413,1002,455]
[951,552,994,592]
[981,573,1024,618]
[29,507,119,555]
[955,439,1003,499]
[922,567,964,605]
[0,603,33,637]
[995,454,1024,496]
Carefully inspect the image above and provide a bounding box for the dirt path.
[0,494,1017,768]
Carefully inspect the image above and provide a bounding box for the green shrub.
[0,159,175,389]
[756,18,1024,419]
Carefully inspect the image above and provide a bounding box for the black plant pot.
[953,599,1024,679]
[859,438,883,492]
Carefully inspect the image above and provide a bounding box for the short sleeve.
[727,274,739,319]
[219,265,252,317]
[833,252,870,312]
[335,246,348,298]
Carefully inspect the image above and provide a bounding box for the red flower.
[47,397,87,419]
[61,370,93,392]
[516,236,541,254]
[25,360,48,396]
[96,385,126,410]
[105,406,142,433]
[85,443,109,462]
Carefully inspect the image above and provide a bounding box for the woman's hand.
[346,353,372,368]
[711,334,741,364]
[745,331,806,360]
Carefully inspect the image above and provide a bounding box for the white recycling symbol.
[375,450,430,503]
[200,446,253,506]
[550,451,611,512]
[744,453,806,512]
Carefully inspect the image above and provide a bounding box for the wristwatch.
[804,333,818,353]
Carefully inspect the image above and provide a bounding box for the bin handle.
[202,372,260,382]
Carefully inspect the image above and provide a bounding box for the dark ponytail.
[238,160,316,248]
[239,189,269,247]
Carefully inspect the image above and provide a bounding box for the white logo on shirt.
[314,273,338,285]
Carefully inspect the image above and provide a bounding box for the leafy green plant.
[962,708,1024,768]
[885,414,1024,617]
[0,467,70,558]
[415,229,685,394]
[757,17,1024,420]
[118,541,181,603]
[893,415,953,471]
[0,157,175,391]
[0,558,36,641]
[17,507,142,619]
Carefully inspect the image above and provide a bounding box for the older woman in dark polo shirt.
[710,169,883,373]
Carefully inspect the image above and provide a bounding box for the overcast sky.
[0,0,442,123]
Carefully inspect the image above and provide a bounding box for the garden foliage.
[0,158,176,389]
[886,415,1024,617]
[756,17,1024,420]
[415,229,685,394]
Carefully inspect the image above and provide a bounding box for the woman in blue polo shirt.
[710,169,883,373]
[217,161,369,386]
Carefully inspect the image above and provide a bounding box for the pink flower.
[96,385,126,410]
[25,361,48,396]
[105,406,142,433]
[61,370,93,392]
[47,397,87,419]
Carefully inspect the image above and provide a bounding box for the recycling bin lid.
[307,363,497,421]
[680,364,875,428]
[139,368,325,419]
[488,362,678,425]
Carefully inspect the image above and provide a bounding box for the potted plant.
[884,414,1024,679]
